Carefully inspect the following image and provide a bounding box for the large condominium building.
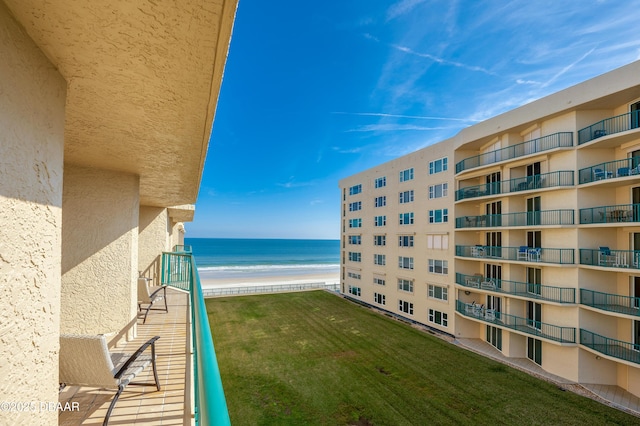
[1,1,236,424]
[340,60,640,399]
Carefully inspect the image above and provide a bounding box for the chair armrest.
[149,285,167,300]
[114,336,160,380]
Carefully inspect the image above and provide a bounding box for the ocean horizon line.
[185,237,340,242]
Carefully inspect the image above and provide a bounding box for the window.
[374,215,386,227]
[374,254,386,265]
[349,218,362,228]
[349,184,362,195]
[399,190,414,203]
[347,272,361,280]
[428,309,448,327]
[349,201,361,212]
[429,209,448,223]
[428,259,448,274]
[375,176,386,188]
[374,292,386,305]
[429,183,448,199]
[398,278,413,293]
[428,284,448,301]
[348,285,361,297]
[399,300,414,315]
[374,235,386,246]
[348,252,361,262]
[400,168,414,182]
[348,235,361,245]
[399,212,414,225]
[429,158,448,174]
[399,256,414,270]
[375,196,386,208]
[398,235,414,247]
[374,277,386,286]
[427,234,449,249]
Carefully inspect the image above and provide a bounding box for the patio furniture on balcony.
[618,167,630,177]
[598,247,615,266]
[594,129,607,138]
[485,309,496,321]
[517,246,529,261]
[471,245,485,257]
[138,277,168,324]
[528,247,541,262]
[481,278,496,290]
[465,274,482,288]
[594,168,613,180]
[59,334,161,426]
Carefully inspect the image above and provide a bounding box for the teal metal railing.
[456,245,575,264]
[579,248,640,270]
[161,251,230,426]
[173,244,192,252]
[580,289,640,317]
[578,156,640,184]
[579,203,640,224]
[455,209,574,229]
[455,170,574,201]
[455,300,576,343]
[578,110,640,145]
[580,329,640,364]
[455,273,575,303]
[455,132,573,173]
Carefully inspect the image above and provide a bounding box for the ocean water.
[186,238,340,280]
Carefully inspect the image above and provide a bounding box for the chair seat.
[111,353,154,387]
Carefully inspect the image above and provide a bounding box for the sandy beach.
[200,272,340,289]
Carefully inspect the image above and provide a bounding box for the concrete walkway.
[456,338,640,418]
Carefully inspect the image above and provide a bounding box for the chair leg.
[103,385,124,426]
[151,341,161,391]
[142,306,151,324]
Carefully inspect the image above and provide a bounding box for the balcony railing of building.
[161,251,231,426]
[580,203,640,224]
[579,248,640,270]
[580,329,640,365]
[173,244,192,252]
[578,156,640,184]
[456,245,575,265]
[455,300,576,343]
[455,209,574,229]
[455,273,576,303]
[455,171,574,201]
[581,288,640,317]
[578,110,640,145]
[455,132,574,174]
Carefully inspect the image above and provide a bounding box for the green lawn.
[206,290,637,425]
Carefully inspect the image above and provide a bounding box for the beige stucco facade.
[0,1,236,424]
[340,60,640,398]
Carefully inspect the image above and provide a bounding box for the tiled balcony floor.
[59,288,191,425]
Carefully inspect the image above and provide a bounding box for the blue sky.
[190,0,640,240]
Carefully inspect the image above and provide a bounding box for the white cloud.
[386,0,428,21]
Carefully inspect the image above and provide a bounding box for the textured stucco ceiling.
[4,0,237,207]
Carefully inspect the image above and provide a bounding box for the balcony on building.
[456,209,574,229]
[581,288,640,318]
[578,110,640,146]
[455,132,574,175]
[455,170,574,202]
[580,203,640,225]
[455,273,576,303]
[455,300,576,343]
[580,329,640,366]
[579,157,640,185]
[456,245,575,265]
[580,248,640,270]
